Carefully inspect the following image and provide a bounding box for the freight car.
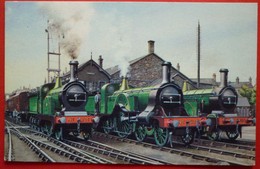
[6,60,95,141]
[6,90,29,122]
[183,69,255,141]
[86,62,202,147]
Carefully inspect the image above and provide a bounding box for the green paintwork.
[29,95,38,114]
[28,79,61,115]
[85,96,95,114]
[183,88,215,95]
[183,88,215,116]
[86,83,158,116]
[42,84,63,115]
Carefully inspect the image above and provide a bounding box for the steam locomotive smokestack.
[119,76,129,91]
[69,60,79,82]
[219,68,229,88]
[161,61,172,84]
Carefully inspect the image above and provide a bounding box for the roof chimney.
[236,77,239,84]
[148,40,155,54]
[99,55,103,68]
[177,63,180,71]
[249,77,252,84]
[212,73,216,82]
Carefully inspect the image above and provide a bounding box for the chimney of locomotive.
[161,61,172,84]
[69,60,79,82]
[148,40,155,54]
[119,76,130,91]
[219,68,229,88]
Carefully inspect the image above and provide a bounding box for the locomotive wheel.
[55,127,63,141]
[226,130,239,140]
[135,124,147,142]
[154,125,169,147]
[181,132,195,145]
[117,113,131,138]
[207,129,220,141]
[103,118,113,134]
[117,120,131,138]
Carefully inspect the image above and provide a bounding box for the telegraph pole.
[45,22,61,83]
[197,21,201,88]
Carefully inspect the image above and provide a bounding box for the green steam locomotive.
[183,69,255,140]
[86,62,202,147]
[6,60,95,141]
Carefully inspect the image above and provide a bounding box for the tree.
[239,85,256,105]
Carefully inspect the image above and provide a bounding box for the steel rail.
[6,127,13,161]
[13,126,170,164]
[170,138,255,160]
[10,124,114,164]
[198,136,255,147]
[92,132,254,166]
[193,138,255,152]
[87,139,177,165]
[47,137,115,164]
[63,139,171,165]
[10,129,56,162]
[27,137,100,163]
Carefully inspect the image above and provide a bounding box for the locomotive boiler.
[183,69,255,140]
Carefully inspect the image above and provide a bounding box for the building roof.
[229,82,254,89]
[63,59,111,79]
[105,65,120,76]
[191,78,217,86]
[191,78,253,89]
[237,97,251,107]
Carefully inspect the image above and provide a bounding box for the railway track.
[5,119,255,165]
[193,138,255,152]
[5,120,176,164]
[64,138,175,165]
[92,131,255,166]
[20,128,172,164]
[5,127,13,161]
[5,120,113,163]
[5,121,55,162]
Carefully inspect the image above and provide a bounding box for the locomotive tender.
[6,60,95,140]
[183,68,255,140]
[86,62,202,147]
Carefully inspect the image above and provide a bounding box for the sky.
[5,2,257,94]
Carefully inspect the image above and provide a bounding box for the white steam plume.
[113,41,131,78]
[38,2,95,59]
